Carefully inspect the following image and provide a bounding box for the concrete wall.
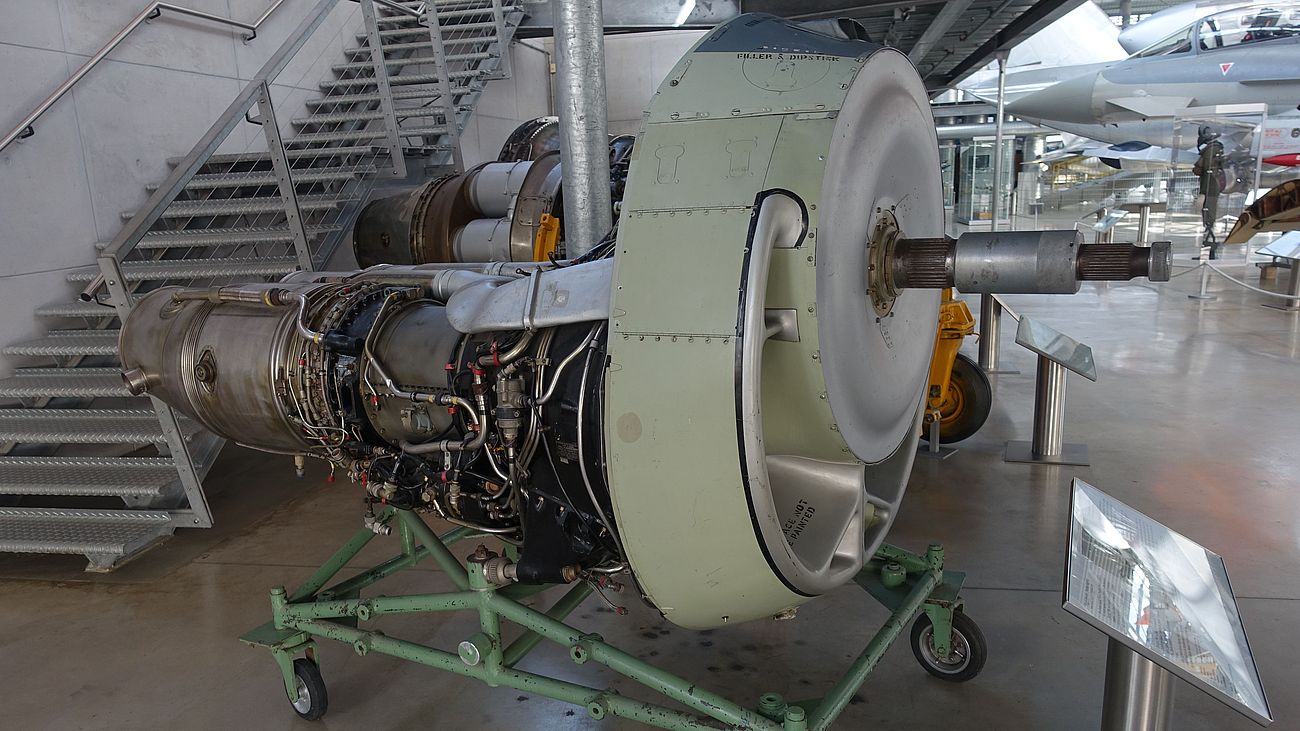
[0,1,550,377]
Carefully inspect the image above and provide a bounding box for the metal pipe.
[978,51,1010,374]
[935,121,1045,141]
[0,0,290,152]
[1137,203,1151,243]
[552,0,614,256]
[1101,639,1175,731]
[534,323,600,405]
[1030,356,1067,457]
[908,0,974,64]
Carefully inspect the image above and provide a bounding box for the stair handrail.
[97,0,346,272]
[0,0,296,153]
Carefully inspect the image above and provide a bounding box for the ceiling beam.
[932,0,1085,87]
[908,0,975,63]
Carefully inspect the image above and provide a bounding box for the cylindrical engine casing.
[952,229,1084,294]
[453,218,513,262]
[119,287,312,453]
[120,286,468,453]
[467,161,533,219]
[361,302,462,444]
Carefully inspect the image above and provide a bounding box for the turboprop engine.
[117,14,1168,630]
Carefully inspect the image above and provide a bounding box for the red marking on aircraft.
[1220,62,1234,75]
[1263,153,1300,167]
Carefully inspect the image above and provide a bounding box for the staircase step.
[173,145,375,168]
[0,456,177,495]
[122,193,350,221]
[0,410,189,445]
[375,5,509,25]
[331,50,491,73]
[320,70,480,91]
[36,300,118,320]
[4,330,120,357]
[67,257,301,284]
[358,20,499,41]
[0,507,175,570]
[308,87,471,108]
[294,106,444,126]
[97,225,344,251]
[149,165,377,192]
[287,126,447,146]
[0,368,133,399]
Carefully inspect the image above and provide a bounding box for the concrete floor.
[3,264,1299,730]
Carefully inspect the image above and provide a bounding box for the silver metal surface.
[1064,479,1272,726]
[1262,263,1300,312]
[1031,356,1067,457]
[0,507,175,571]
[72,258,301,283]
[0,368,133,399]
[1102,638,1177,731]
[1015,316,1097,380]
[991,49,1008,234]
[129,193,347,220]
[978,294,1001,371]
[0,456,178,497]
[253,81,314,273]
[0,409,189,445]
[0,0,290,152]
[818,51,941,465]
[3,330,121,357]
[444,259,613,333]
[362,0,409,178]
[1003,440,1089,466]
[954,230,1085,295]
[117,225,345,251]
[35,300,118,319]
[552,0,614,256]
[424,3,465,171]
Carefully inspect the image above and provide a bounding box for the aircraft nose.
[1006,71,1099,125]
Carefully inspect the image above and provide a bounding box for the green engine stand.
[241,508,986,730]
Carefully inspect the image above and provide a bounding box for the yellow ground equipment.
[921,289,992,445]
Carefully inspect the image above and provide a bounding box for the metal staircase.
[0,0,525,570]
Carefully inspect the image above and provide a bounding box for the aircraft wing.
[1103,96,1194,118]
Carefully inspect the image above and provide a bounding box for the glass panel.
[1014,317,1097,380]
[1065,479,1272,726]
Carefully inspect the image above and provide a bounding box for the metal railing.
[0,0,293,152]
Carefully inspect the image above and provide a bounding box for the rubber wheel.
[921,353,992,444]
[289,658,328,721]
[910,611,987,682]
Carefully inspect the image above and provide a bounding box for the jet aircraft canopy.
[1133,2,1300,58]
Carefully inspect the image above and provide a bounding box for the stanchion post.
[1030,355,1066,458]
[977,294,1000,370]
[1100,636,1177,731]
[1188,262,1216,301]
[1005,316,1091,466]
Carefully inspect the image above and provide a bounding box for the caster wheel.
[289,658,329,721]
[910,611,986,682]
[920,353,992,445]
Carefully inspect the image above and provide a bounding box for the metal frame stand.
[242,508,969,731]
[1005,354,1089,466]
[1262,259,1300,312]
[1101,638,1175,731]
[918,409,958,460]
